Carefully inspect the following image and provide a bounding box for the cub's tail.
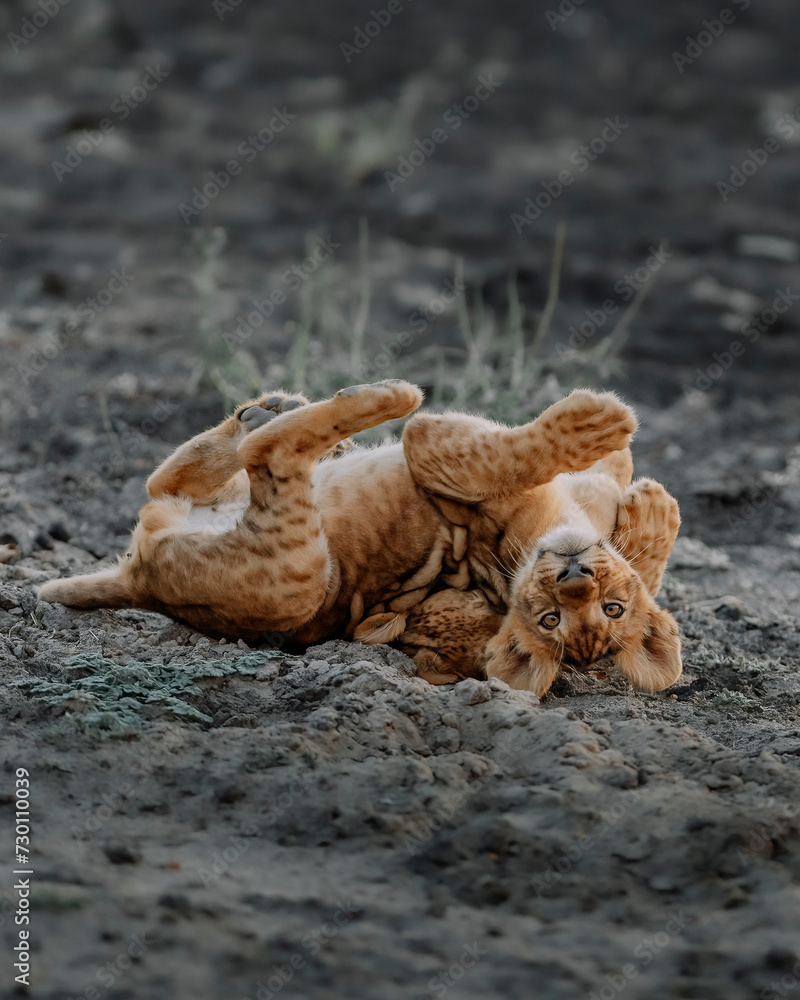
[38,567,133,609]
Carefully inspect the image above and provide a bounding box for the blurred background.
[4,8,800,998]
[1,0,799,552]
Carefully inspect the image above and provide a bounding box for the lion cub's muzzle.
[555,557,594,583]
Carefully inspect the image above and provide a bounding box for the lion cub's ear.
[615,606,682,691]
[484,628,559,698]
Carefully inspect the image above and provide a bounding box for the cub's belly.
[296,445,453,641]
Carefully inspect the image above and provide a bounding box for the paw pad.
[238,393,307,429]
[239,407,277,430]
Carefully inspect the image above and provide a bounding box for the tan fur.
[39,382,682,696]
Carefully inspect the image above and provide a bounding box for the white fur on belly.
[168,501,248,536]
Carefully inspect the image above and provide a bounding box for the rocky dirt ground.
[2,1,800,998]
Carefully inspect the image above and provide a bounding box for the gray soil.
[2,1,800,999]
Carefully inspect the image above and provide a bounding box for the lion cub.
[40,381,681,697]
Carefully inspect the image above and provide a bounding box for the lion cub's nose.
[556,560,594,583]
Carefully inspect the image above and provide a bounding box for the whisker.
[629,533,668,562]
[505,537,529,568]
[609,627,632,654]
[489,551,514,580]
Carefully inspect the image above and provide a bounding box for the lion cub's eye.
[604,603,625,618]
[539,612,560,630]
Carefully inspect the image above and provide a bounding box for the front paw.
[537,390,638,470]
[617,478,680,538]
[484,629,559,698]
[615,478,680,595]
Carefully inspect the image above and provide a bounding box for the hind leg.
[355,589,503,684]
[40,381,422,637]
[400,589,503,683]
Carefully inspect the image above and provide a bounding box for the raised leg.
[145,391,309,504]
[402,389,637,503]
[612,478,681,596]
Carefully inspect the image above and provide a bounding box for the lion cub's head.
[485,526,681,697]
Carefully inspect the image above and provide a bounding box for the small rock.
[34,530,53,550]
[215,784,246,804]
[48,521,71,542]
[104,844,142,865]
[487,677,510,693]
[649,872,681,892]
[158,893,193,917]
[455,678,492,706]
